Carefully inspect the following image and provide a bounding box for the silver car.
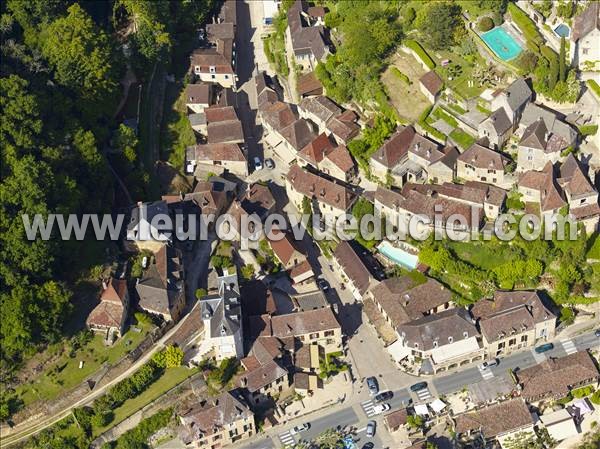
[366,420,376,438]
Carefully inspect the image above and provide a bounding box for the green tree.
[164,345,184,368]
[113,124,139,164]
[416,2,463,50]
[559,36,567,82]
[41,4,118,105]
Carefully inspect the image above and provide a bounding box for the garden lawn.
[93,366,197,436]
[15,322,153,407]
[587,233,600,259]
[446,241,520,271]
[429,47,487,99]
[450,128,476,149]
[161,81,196,170]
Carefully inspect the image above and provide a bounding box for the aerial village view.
[1,1,600,449]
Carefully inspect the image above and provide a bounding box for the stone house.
[570,2,600,71]
[86,277,129,339]
[478,108,512,150]
[456,142,512,188]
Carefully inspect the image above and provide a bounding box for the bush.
[405,40,436,70]
[195,288,207,299]
[390,67,411,85]
[587,80,600,99]
[404,7,416,26]
[559,307,575,325]
[572,385,595,398]
[591,390,600,405]
[508,3,543,46]
[478,17,494,32]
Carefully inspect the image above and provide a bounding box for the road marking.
[356,426,367,433]
[478,365,495,380]
[532,348,547,363]
[561,339,577,354]
[279,431,295,446]
[361,399,377,417]
[415,388,432,401]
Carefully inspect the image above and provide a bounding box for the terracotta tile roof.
[205,106,238,123]
[333,241,373,296]
[86,301,125,330]
[326,114,360,143]
[287,164,357,211]
[179,392,253,441]
[572,2,599,42]
[324,145,355,172]
[270,307,340,337]
[299,96,341,123]
[190,45,234,74]
[384,408,408,430]
[519,170,546,191]
[570,202,600,219]
[206,22,234,41]
[100,278,128,304]
[516,351,600,401]
[289,260,314,280]
[297,71,323,97]
[261,101,297,131]
[207,120,244,144]
[371,126,415,168]
[454,398,533,438]
[280,119,317,150]
[419,71,443,96]
[268,230,304,266]
[238,359,288,392]
[439,181,507,207]
[185,83,211,105]
[540,162,566,212]
[241,183,276,217]
[458,143,510,171]
[299,133,336,165]
[192,143,246,162]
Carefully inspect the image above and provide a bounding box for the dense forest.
[0,0,214,374]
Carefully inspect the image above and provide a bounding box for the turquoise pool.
[481,27,522,61]
[554,23,570,38]
[377,241,419,270]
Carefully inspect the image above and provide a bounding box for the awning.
[387,340,411,362]
[429,398,447,413]
[430,337,481,364]
[414,404,429,416]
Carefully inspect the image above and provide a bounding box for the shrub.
[390,67,411,85]
[404,7,416,26]
[478,17,494,32]
[405,40,436,70]
[508,3,543,46]
[559,307,575,325]
[591,390,600,405]
[195,288,207,299]
[572,385,595,398]
[587,79,600,99]
[579,124,598,136]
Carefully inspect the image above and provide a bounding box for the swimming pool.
[377,241,419,270]
[481,27,523,61]
[554,23,570,38]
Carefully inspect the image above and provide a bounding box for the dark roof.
[371,126,416,168]
[503,78,532,113]
[297,71,323,97]
[288,164,357,210]
[572,2,599,42]
[292,290,328,311]
[287,1,329,60]
[298,96,341,123]
[419,71,443,96]
[333,241,374,296]
[252,308,341,339]
[486,108,512,134]
[520,118,548,151]
[199,269,242,338]
[185,83,211,105]
[560,154,596,198]
[192,143,246,162]
[458,143,510,170]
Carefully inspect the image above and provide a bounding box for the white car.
[289,423,310,434]
[479,359,499,370]
[372,403,391,415]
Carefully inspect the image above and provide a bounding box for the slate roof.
[485,108,512,135]
[520,118,549,151]
[287,1,329,60]
[471,290,555,344]
[572,2,599,42]
[520,103,577,145]
[454,398,533,438]
[333,241,374,296]
[559,154,596,198]
[200,269,242,338]
[298,95,341,123]
[503,78,532,113]
[516,351,600,401]
[136,245,185,319]
[287,164,357,211]
[397,308,478,351]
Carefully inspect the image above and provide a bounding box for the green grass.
[93,366,197,436]
[587,233,600,259]
[449,128,476,149]
[446,241,520,271]
[447,103,467,115]
[508,2,544,46]
[405,40,436,70]
[477,104,492,115]
[586,79,600,99]
[15,322,153,407]
[579,124,599,136]
[264,10,289,77]
[161,82,196,170]
[433,107,458,127]
[390,67,411,85]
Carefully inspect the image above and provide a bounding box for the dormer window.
[433,341,438,348]
[463,332,468,339]
[414,343,419,349]
[209,66,216,73]
[448,336,453,344]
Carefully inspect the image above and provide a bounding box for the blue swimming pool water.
[481,27,523,61]
[377,241,419,270]
[554,23,570,38]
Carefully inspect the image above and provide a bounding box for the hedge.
[478,17,494,32]
[405,40,436,70]
[587,79,600,99]
[390,67,411,85]
[579,124,598,136]
[508,3,543,46]
[433,107,459,128]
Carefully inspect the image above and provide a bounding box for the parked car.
[366,420,376,438]
[265,158,275,169]
[373,403,391,415]
[366,377,379,395]
[374,390,393,402]
[410,381,428,392]
[254,157,263,170]
[290,423,310,434]
[535,343,554,353]
[479,358,499,370]
[361,443,374,449]
[595,329,600,337]
[317,278,330,291]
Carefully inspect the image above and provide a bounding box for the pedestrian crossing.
[415,387,432,402]
[478,364,495,380]
[360,399,377,417]
[561,339,578,355]
[279,431,295,447]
